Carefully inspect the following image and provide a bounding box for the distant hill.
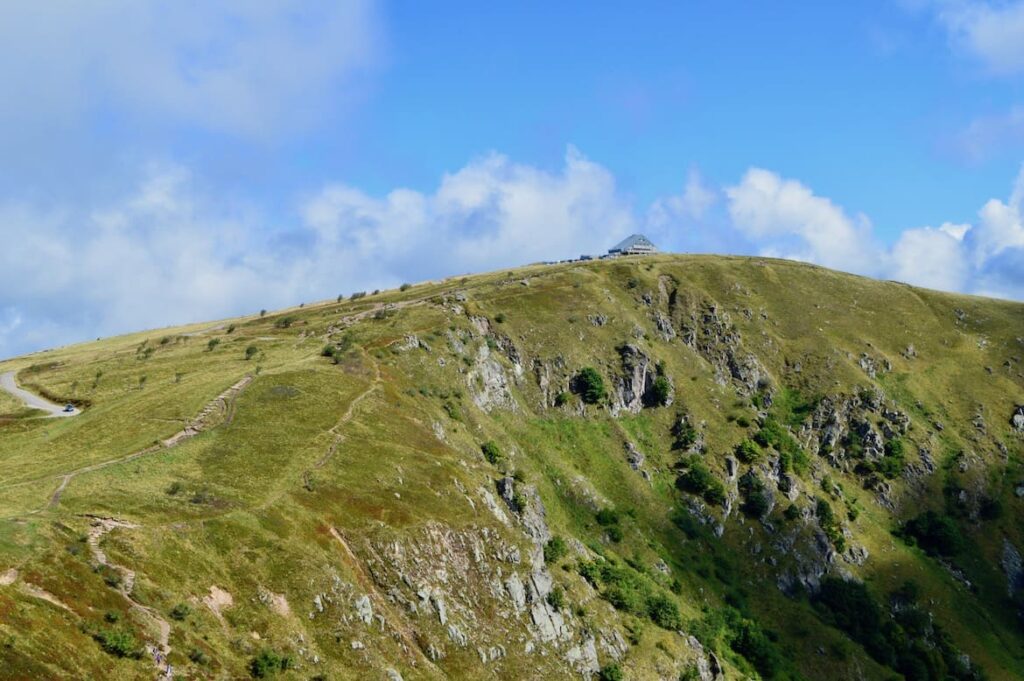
[1,254,1022,680]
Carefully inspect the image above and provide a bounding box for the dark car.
[63,404,75,413]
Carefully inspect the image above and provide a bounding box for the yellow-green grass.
[0,255,1022,679]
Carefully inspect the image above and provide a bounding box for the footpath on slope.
[0,370,78,417]
[0,375,253,518]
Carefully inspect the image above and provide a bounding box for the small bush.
[901,511,964,557]
[170,603,191,621]
[95,628,141,659]
[260,309,267,317]
[735,439,761,464]
[595,508,620,526]
[274,316,297,329]
[547,586,566,611]
[226,324,236,334]
[165,481,183,496]
[206,338,220,352]
[607,525,624,543]
[554,391,571,407]
[400,282,412,291]
[676,458,726,506]
[249,649,292,678]
[672,417,698,451]
[544,536,568,564]
[245,345,259,360]
[494,312,506,324]
[480,441,502,465]
[599,663,624,681]
[574,367,606,404]
[646,593,683,629]
[738,474,770,519]
[816,498,846,552]
[650,375,672,406]
[188,648,209,665]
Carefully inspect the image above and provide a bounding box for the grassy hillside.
[0,254,1022,680]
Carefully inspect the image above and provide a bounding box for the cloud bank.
[1,148,1022,359]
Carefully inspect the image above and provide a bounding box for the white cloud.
[725,168,878,274]
[0,149,638,358]
[723,164,1024,300]
[889,224,970,291]
[2,151,1022,359]
[932,0,1024,74]
[0,1,380,136]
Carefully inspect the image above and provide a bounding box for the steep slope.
[0,254,1022,680]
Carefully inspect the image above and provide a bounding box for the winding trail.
[0,370,78,417]
[86,516,173,678]
[0,375,253,517]
[314,358,382,470]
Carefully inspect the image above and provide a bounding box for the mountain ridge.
[0,253,1022,680]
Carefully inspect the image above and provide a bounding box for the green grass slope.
[0,254,1022,680]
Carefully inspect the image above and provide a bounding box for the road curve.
[0,371,78,417]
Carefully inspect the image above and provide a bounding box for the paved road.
[0,371,78,417]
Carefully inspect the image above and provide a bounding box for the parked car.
[63,404,75,413]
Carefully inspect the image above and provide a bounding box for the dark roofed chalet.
[608,234,658,256]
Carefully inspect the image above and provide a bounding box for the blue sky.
[1,1,1023,358]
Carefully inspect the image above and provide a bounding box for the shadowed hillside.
[1,254,1022,680]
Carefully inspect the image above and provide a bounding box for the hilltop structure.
[608,234,658,256]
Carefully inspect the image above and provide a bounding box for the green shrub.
[738,474,770,518]
[188,648,210,665]
[646,593,683,629]
[95,627,141,659]
[900,511,964,557]
[547,586,566,611]
[575,367,606,404]
[816,498,846,552]
[650,375,672,406]
[165,481,183,496]
[754,416,809,474]
[274,316,297,329]
[676,458,726,506]
[494,312,506,323]
[554,391,571,407]
[245,345,259,360]
[226,324,236,334]
[607,525,624,543]
[672,418,698,451]
[400,282,412,291]
[249,649,292,678]
[735,439,761,464]
[480,441,502,465]
[595,508,620,526]
[206,338,220,352]
[599,663,624,681]
[170,603,191,621]
[544,536,568,564]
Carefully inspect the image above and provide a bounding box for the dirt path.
[43,375,253,510]
[87,516,173,677]
[0,375,253,519]
[0,370,78,417]
[314,358,382,470]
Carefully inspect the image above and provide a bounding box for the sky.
[1,1,1024,358]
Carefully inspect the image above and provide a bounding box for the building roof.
[609,234,657,253]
